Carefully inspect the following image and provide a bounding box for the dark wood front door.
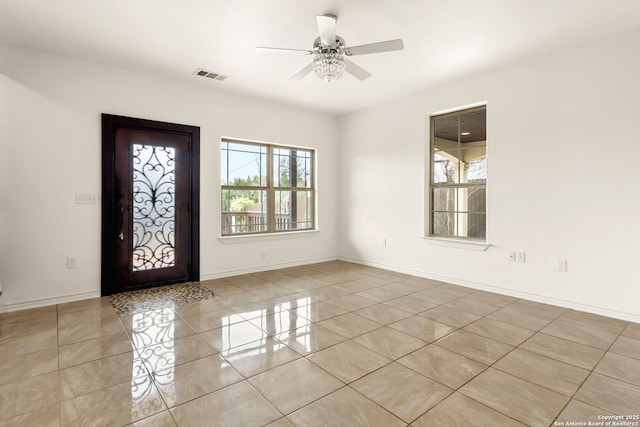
[102,114,200,295]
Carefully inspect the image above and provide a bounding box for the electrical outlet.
[557,259,568,272]
[507,251,516,262]
[66,257,77,269]
[517,252,526,263]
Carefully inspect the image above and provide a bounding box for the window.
[429,106,487,240]
[221,139,314,235]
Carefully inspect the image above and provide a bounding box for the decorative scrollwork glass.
[132,144,176,271]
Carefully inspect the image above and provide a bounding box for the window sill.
[422,236,490,251]
[218,229,320,244]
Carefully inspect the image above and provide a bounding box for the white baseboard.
[199,256,339,281]
[0,291,101,314]
[339,256,640,324]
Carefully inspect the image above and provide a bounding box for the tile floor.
[1,261,639,426]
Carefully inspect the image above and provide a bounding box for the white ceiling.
[1,0,639,115]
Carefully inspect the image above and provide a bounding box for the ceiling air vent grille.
[193,68,228,81]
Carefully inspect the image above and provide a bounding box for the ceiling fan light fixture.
[313,52,345,82]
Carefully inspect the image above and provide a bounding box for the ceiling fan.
[256,14,404,82]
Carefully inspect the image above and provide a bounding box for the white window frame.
[426,104,488,246]
[221,138,315,236]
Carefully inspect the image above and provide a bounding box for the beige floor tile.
[323,294,378,311]
[443,296,501,317]
[249,358,344,414]
[520,333,605,370]
[287,386,405,427]
[57,305,118,328]
[138,334,217,374]
[0,305,57,325]
[411,392,526,427]
[305,286,351,301]
[316,312,382,339]
[493,348,590,396]
[57,297,112,315]
[0,404,59,427]
[153,354,243,407]
[126,410,177,427]
[609,335,640,360]
[353,287,403,303]
[60,376,166,427]
[58,330,133,369]
[398,345,487,389]
[435,330,513,365]
[378,280,434,295]
[574,373,640,414]
[389,315,456,343]
[0,316,57,342]
[0,329,58,358]
[58,315,126,346]
[463,317,535,346]
[541,316,619,350]
[265,417,295,427]
[555,399,614,425]
[293,301,349,322]
[0,372,59,421]
[171,298,226,318]
[419,305,481,328]
[276,323,347,355]
[249,285,296,300]
[622,322,640,339]
[459,368,569,426]
[594,352,640,386]
[198,320,269,352]
[59,351,148,400]
[121,309,196,349]
[487,304,556,330]
[412,286,469,305]
[178,308,244,333]
[0,347,58,386]
[248,309,311,335]
[354,304,413,324]
[353,326,426,360]
[222,337,301,377]
[352,363,452,423]
[308,340,390,383]
[561,310,627,335]
[383,295,438,314]
[469,291,517,306]
[509,299,567,320]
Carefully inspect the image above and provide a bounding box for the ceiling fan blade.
[316,14,337,46]
[290,62,314,80]
[344,39,404,56]
[255,46,313,55]
[344,59,371,81]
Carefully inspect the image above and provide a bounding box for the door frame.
[101,114,200,296]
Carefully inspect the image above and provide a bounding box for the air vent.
[193,68,228,81]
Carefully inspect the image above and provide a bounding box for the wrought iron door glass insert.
[132,144,176,271]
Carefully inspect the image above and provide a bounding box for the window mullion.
[267,144,276,232]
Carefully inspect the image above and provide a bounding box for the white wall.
[0,46,338,311]
[337,28,640,322]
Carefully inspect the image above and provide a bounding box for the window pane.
[432,212,485,239]
[221,189,268,234]
[432,186,486,239]
[460,145,487,184]
[275,190,313,231]
[433,152,458,184]
[273,148,312,188]
[459,108,486,143]
[221,142,267,186]
[433,115,460,149]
